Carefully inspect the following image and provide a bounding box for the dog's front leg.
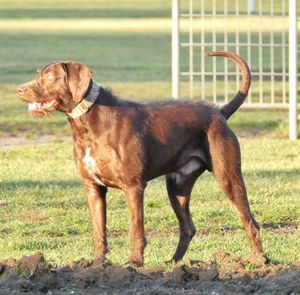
[84,181,108,258]
[124,184,147,267]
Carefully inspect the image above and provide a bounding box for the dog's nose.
[17,85,27,96]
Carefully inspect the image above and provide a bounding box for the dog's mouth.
[28,99,57,118]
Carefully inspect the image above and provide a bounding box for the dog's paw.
[125,258,144,268]
[248,253,270,266]
[92,256,112,268]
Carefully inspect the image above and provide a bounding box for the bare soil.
[0,136,72,147]
[0,128,257,148]
[0,252,299,295]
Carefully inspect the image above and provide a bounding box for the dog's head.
[17,61,92,118]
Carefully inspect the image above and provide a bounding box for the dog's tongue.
[28,102,41,111]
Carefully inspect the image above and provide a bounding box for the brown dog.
[18,52,265,267]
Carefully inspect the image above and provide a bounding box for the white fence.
[172,0,299,140]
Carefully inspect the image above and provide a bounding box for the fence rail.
[172,0,299,139]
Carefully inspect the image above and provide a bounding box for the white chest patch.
[83,147,105,186]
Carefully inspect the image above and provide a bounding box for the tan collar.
[67,80,100,119]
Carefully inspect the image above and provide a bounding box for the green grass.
[0,84,295,139]
[1,29,298,142]
[1,0,299,19]
[0,0,299,268]
[0,32,171,84]
[1,31,295,85]
[0,140,299,266]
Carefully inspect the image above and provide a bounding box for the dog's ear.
[62,62,92,103]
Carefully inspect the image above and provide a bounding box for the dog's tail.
[208,51,251,120]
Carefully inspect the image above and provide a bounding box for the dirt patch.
[0,252,299,294]
[0,127,262,147]
[0,135,72,147]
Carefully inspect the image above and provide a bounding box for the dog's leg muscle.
[207,117,265,262]
[84,182,108,258]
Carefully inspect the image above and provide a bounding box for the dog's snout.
[17,85,27,96]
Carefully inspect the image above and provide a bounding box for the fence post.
[172,0,180,99]
[289,0,298,140]
[247,0,255,13]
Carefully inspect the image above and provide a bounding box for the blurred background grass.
[0,0,299,267]
[0,0,299,139]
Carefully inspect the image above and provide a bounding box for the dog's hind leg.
[166,166,204,262]
[207,116,265,263]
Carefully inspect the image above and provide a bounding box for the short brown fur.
[18,52,266,266]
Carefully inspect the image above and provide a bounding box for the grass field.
[0,0,299,268]
[1,0,299,18]
[0,83,293,139]
[0,140,299,267]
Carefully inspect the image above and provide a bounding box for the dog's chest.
[82,147,105,186]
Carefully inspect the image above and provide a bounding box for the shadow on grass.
[262,221,299,230]
[1,168,299,191]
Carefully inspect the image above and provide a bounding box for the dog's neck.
[67,79,100,119]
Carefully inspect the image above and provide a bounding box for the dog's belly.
[80,136,211,188]
[144,145,210,181]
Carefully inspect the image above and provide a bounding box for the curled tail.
[208,51,251,120]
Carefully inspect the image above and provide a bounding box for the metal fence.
[172,0,299,139]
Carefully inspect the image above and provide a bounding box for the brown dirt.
[0,252,299,295]
[0,136,72,147]
[0,127,257,147]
